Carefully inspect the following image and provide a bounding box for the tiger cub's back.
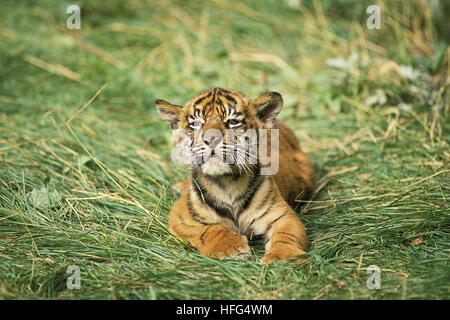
[273,120,316,206]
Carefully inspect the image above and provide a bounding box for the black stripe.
[171,224,195,238]
[222,170,241,181]
[217,88,232,95]
[255,183,275,211]
[199,225,214,245]
[187,195,211,225]
[191,174,234,222]
[284,136,299,151]
[274,232,300,243]
[194,90,213,106]
[216,97,225,107]
[215,228,226,239]
[237,165,264,213]
[199,225,227,245]
[215,98,227,115]
[271,240,294,246]
[227,101,236,114]
[210,202,234,221]
[204,88,217,117]
[194,95,208,106]
[264,211,288,233]
[248,190,277,227]
[223,94,237,105]
[202,173,226,189]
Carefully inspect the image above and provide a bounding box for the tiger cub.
[156,88,315,263]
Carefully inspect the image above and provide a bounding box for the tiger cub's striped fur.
[156,88,315,263]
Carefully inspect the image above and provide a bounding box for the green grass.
[0,0,448,299]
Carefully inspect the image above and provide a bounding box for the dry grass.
[0,0,448,299]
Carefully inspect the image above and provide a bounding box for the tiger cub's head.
[155,88,282,176]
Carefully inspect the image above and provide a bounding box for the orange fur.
[156,88,315,263]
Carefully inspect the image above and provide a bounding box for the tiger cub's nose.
[203,129,223,149]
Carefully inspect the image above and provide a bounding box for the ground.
[0,0,448,299]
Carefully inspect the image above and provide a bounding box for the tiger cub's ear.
[252,92,283,127]
[155,99,183,129]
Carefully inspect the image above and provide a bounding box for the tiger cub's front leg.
[195,224,251,259]
[168,195,251,259]
[260,208,308,264]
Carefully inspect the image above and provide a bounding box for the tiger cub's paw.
[198,225,251,259]
[260,245,306,264]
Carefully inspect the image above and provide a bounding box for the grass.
[0,0,448,299]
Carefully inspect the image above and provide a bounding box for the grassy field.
[0,0,448,299]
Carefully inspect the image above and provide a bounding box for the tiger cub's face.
[156,88,283,176]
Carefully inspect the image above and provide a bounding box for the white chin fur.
[200,158,233,176]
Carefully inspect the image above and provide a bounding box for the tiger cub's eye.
[226,119,242,128]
